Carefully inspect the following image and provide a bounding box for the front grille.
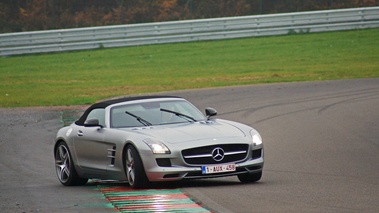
[182,144,249,165]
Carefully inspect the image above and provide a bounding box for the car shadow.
[85,178,262,189]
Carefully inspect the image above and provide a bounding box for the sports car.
[54,96,264,188]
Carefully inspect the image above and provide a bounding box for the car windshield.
[110,99,206,128]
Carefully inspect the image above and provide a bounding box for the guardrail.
[1,6,379,56]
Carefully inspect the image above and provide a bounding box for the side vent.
[107,145,116,166]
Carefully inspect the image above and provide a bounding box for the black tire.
[125,145,149,188]
[238,171,262,183]
[55,141,88,186]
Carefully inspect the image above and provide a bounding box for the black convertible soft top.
[75,95,181,125]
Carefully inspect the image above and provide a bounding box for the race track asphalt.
[1,78,378,213]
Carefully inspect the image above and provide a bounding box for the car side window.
[86,108,105,127]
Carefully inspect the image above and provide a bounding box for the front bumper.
[141,150,264,182]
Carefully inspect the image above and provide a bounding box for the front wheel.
[125,145,149,188]
[238,171,262,183]
[55,141,88,186]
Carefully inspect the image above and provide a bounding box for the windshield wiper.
[160,108,197,122]
[125,111,152,126]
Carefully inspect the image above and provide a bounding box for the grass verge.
[1,28,378,107]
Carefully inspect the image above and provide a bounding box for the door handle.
[77,130,84,137]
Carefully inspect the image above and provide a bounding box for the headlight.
[143,138,171,154]
[250,130,263,146]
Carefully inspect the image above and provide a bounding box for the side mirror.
[205,107,217,119]
[84,119,102,128]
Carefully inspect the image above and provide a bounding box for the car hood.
[130,121,246,143]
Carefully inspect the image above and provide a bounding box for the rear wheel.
[238,171,262,183]
[125,145,149,188]
[55,141,88,186]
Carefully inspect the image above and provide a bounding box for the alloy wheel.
[126,148,135,186]
[55,144,71,183]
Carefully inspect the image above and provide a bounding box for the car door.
[73,108,109,172]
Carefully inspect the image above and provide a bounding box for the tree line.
[1,0,378,33]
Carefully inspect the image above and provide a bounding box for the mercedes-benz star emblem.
[212,147,225,162]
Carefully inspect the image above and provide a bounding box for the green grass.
[1,28,379,107]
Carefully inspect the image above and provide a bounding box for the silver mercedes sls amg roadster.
[54,96,264,188]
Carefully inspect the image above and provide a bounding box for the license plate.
[201,164,236,174]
